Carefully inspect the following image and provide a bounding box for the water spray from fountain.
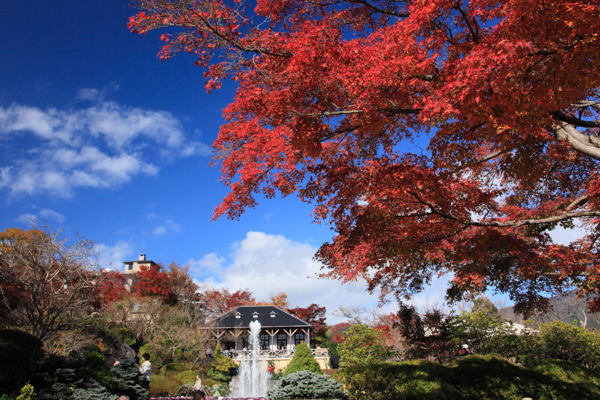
[235,320,269,398]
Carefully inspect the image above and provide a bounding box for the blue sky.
[2,0,422,322]
[3,0,583,322]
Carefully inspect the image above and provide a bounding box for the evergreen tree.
[267,370,346,400]
[111,357,149,400]
[284,343,322,376]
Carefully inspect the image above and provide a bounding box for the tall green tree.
[338,325,391,367]
[284,342,322,376]
[451,297,513,353]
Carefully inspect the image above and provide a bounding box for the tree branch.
[552,121,600,161]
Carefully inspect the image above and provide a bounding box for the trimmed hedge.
[338,354,600,400]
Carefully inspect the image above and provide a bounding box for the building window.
[128,264,133,270]
[294,333,304,345]
[260,333,269,350]
[243,337,249,350]
[277,333,287,349]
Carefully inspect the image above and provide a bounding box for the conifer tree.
[284,343,322,376]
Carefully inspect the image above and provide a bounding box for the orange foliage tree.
[251,292,290,310]
[130,0,600,314]
[0,225,100,341]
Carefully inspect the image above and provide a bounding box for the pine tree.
[111,357,149,400]
[284,343,322,376]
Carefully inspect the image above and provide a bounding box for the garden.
[3,227,600,400]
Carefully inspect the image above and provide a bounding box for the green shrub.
[160,362,187,377]
[535,321,600,368]
[338,325,391,368]
[267,370,346,400]
[82,345,113,389]
[0,329,44,394]
[149,375,183,397]
[109,325,137,347]
[339,354,600,400]
[16,383,35,400]
[174,370,197,385]
[284,343,322,376]
[482,322,600,368]
[138,343,169,369]
[206,343,237,382]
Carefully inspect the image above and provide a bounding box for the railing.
[222,348,329,359]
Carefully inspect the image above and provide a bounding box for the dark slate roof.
[122,260,156,264]
[214,306,312,329]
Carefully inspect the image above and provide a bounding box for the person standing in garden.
[268,364,274,380]
[138,353,152,388]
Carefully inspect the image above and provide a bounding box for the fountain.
[234,320,269,398]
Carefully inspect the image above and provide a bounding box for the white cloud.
[153,226,167,236]
[39,209,66,223]
[147,213,180,236]
[16,213,37,224]
[187,253,227,279]
[96,240,134,271]
[0,97,210,197]
[198,231,384,324]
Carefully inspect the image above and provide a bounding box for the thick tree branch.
[553,111,600,128]
[553,121,600,161]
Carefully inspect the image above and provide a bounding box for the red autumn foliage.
[135,264,174,303]
[329,322,353,344]
[94,270,127,308]
[130,0,600,314]
[203,288,255,317]
[289,303,327,341]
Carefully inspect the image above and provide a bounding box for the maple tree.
[202,287,255,317]
[130,0,600,314]
[94,270,128,308]
[135,263,174,302]
[289,303,327,343]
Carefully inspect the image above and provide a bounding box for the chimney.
[139,253,146,261]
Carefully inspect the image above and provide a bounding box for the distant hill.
[499,290,600,330]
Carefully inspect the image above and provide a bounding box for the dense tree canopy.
[130,0,600,314]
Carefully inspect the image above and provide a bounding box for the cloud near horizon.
[0,96,211,197]
[189,231,453,324]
